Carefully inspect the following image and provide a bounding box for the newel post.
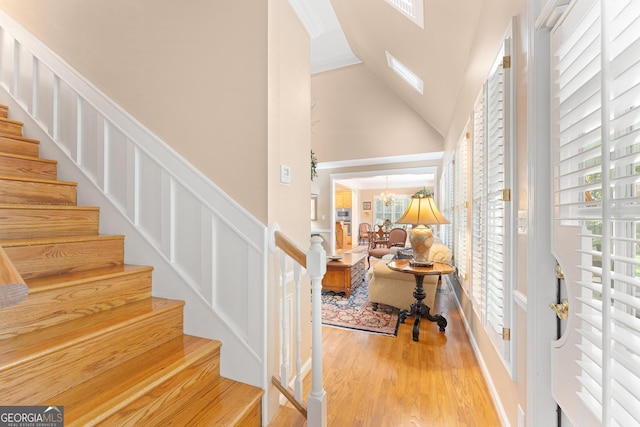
[306,235,327,427]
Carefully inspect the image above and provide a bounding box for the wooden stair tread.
[0,205,100,240]
[0,297,183,367]
[0,117,24,137]
[0,174,76,186]
[0,132,40,145]
[0,264,153,340]
[102,376,261,427]
[0,203,98,211]
[0,234,125,247]
[24,264,153,294]
[165,377,263,426]
[0,116,23,126]
[0,151,55,164]
[46,335,222,425]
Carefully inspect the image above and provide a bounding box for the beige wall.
[311,64,443,163]
[0,0,270,222]
[266,0,312,420]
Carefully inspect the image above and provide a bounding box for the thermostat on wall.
[280,164,292,185]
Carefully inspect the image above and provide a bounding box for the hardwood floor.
[269,280,501,426]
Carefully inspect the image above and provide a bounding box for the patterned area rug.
[321,278,400,337]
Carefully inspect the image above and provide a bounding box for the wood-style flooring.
[269,276,501,426]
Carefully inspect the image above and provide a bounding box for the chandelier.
[380,177,395,207]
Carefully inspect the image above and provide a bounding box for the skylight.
[385,0,424,29]
[386,51,424,94]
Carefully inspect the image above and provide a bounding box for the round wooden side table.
[386,259,455,342]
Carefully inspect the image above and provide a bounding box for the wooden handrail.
[0,247,28,309]
[271,375,307,418]
[274,230,307,268]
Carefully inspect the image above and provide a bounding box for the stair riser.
[5,238,125,279]
[0,136,38,157]
[0,179,77,205]
[0,269,152,340]
[0,305,184,404]
[0,119,23,136]
[73,345,222,426]
[0,155,56,180]
[0,207,99,239]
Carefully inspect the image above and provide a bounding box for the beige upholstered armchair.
[368,242,452,312]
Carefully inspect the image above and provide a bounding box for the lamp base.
[408,224,434,267]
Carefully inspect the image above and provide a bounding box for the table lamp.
[396,188,450,267]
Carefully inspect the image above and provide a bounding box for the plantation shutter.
[552,0,640,423]
[455,134,469,280]
[471,89,487,323]
[485,49,508,335]
[441,160,454,249]
[607,0,640,423]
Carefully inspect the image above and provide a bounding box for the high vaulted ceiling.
[295,0,515,138]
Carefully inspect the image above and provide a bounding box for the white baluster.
[306,236,327,427]
[294,263,302,402]
[279,251,288,388]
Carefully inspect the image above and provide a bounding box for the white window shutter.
[552,0,640,423]
[472,88,487,323]
[486,48,508,335]
[455,132,469,280]
[441,160,454,249]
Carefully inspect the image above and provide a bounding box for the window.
[384,0,424,29]
[436,25,514,371]
[374,194,413,227]
[469,30,514,366]
[386,51,424,94]
[485,46,509,338]
[552,0,640,423]
[441,161,454,249]
[454,130,469,283]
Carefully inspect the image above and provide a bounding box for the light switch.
[517,210,527,234]
[280,164,292,185]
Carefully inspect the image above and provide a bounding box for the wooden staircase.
[0,105,263,425]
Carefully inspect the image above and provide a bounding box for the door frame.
[526,0,560,425]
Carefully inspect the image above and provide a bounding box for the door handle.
[550,299,569,320]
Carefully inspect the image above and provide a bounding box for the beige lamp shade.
[396,194,450,226]
[396,192,449,266]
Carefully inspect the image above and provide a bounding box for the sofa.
[368,242,452,312]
